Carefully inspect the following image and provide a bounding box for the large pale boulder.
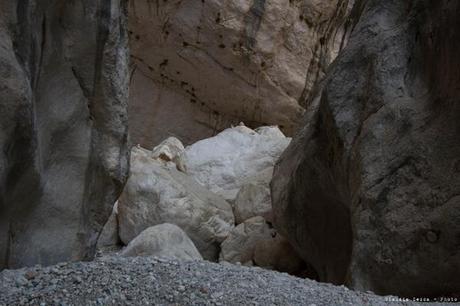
[118,147,234,260]
[128,0,354,146]
[271,0,460,297]
[185,125,290,202]
[121,224,202,261]
[0,0,129,269]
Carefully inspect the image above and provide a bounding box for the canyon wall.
[0,0,129,268]
[128,0,354,147]
[271,0,460,297]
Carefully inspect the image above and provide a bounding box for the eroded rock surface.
[0,0,129,269]
[271,0,460,297]
[128,0,354,146]
[151,137,187,172]
[118,147,234,261]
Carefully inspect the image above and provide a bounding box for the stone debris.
[0,256,413,306]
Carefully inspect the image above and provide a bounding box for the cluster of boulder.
[97,124,309,276]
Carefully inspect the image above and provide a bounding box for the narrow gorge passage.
[0,0,459,305]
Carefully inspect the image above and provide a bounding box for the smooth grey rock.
[0,0,129,268]
[118,147,234,261]
[271,0,460,297]
[121,223,202,260]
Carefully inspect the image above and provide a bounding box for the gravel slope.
[0,256,436,305]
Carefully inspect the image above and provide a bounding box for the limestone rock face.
[185,125,290,203]
[271,0,460,297]
[118,147,234,261]
[0,0,129,269]
[128,0,354,146]
[121,224,203,261]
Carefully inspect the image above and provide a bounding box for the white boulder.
[118,146,234,261]
[185,125,290,203]
[121,223,202,260]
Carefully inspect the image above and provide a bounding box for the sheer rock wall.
[271,0,460,297]
[0,0,130,269]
